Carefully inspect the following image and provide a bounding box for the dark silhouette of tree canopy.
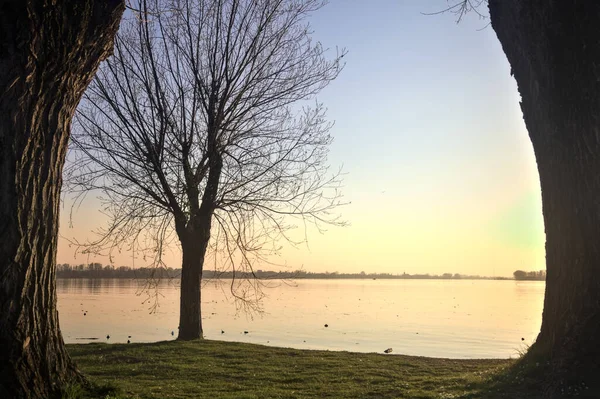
[0,0,125,398]
[441,0,600,395]
[67,0,345,340]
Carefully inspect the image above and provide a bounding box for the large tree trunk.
[489,0,600,392]
[0,1,124,398]
[177,226,211,340]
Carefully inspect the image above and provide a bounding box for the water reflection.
[57,278,545,359]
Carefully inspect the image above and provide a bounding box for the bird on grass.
[384,348,393,354]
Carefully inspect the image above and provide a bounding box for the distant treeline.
[513,270,546,281]
[56,263,513,280]
[56,263,177,279]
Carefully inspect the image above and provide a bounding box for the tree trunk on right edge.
[489,0,600,394]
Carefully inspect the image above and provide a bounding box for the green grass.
[67,340,547,398]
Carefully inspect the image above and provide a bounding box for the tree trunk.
[0,1,124,398]
[489,0,600,392]
[177,150,222,340]
[177,226,211,340]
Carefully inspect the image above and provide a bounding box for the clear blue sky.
[58,0,545,277]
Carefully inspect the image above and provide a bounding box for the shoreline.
[68,339,540,398]
[56,275,526,281]
[67,337,517,361]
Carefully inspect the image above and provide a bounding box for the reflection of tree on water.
[57,278,149,295]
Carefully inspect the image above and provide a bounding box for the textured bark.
[178,228,210,340]
[0,1,124,398]
[489,0,600,392]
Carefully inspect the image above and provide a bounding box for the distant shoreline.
[56,273,520,281]
[56,264,545,281]
[56,276,516,280]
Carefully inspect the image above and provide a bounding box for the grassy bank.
[68,340,542,398]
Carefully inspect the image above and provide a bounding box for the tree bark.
[489,0,600,392]
[0,1,124,398]
[177,227,210,340]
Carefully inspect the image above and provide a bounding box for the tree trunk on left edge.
[0,1,124,398]
[490,1,600,395]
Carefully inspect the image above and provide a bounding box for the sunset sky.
[58,0,545,277]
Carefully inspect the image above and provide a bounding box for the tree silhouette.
[67,0,345,340]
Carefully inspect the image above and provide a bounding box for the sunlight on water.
[57,279,544,359]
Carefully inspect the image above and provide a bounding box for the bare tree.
[0,1,124,397]
[66,0,345,340]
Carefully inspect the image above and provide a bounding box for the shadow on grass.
[464,355,547,398]
[465,348,600,399]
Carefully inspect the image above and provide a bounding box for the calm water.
[57,278,544,359]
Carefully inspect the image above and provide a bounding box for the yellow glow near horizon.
[58,185,546,278]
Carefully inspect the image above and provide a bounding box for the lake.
[57,278,544,359]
